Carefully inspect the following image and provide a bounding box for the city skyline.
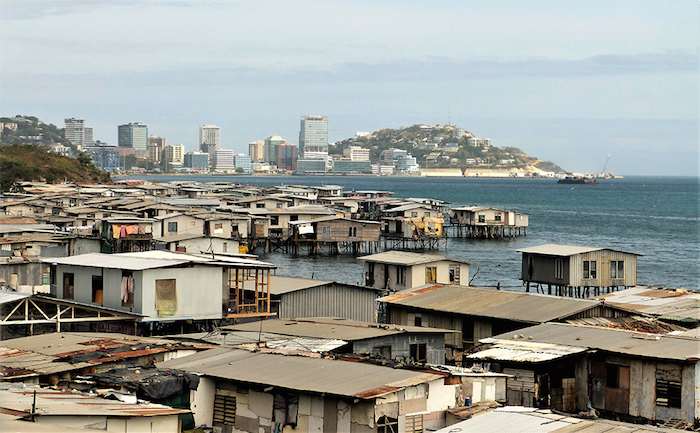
[1,1,697,176]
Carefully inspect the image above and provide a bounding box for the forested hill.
[0,145,111,192]
[332,124,564,173]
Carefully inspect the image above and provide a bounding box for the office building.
[184,150,209,171]
[248,140,264,162]
[343,145,370,162]
[233,154,252,173]
[296,159,326,174]
[277,142,298,172]
[164,144,185,165]
[118,122,148,153]
[199,125,220,154]
[333,160,372,174]
[264,135,286,164]
[212,149,235,170]
[84,127,94,146]
[299,115,328,160]
[65,118,85,148]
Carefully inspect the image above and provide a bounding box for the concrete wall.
[141,266,222,321]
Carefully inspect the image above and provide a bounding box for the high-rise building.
[65,118,85,149]
[343,145,370,162]
[84,127,94,146]
[118,122,148,153]
[299,115,328,160]
[199,125,220,154]
[233,154,252,173]
[212,149,235,170]
[184,150,209,171]
[164,144,185,165]
[277,142,297,172]
[248,140,264,162]
[264,135,286,164]
[148,135,165,162]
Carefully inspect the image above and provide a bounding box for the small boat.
[558,176,599,185]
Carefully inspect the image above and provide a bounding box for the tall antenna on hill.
[448,105,451,126]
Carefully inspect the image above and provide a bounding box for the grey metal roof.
[222,317,456,341]
[358,251,476,266]
[484,322,700,362]
[266,275,380,295]
[595,286,700,322]
[379,285,603,323]
[433,407,680,433]
[157,346,442,399]
[168,330,347,352]
[42,253,191,270]
[516,243,641,257]
[467,340,588,363]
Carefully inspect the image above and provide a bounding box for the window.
[410,343,427,363]
[610,260,624,279]
[270,216,279,225]
[63,273,74,300]
[366,263,375,286]
[155,279,177,316]
[214,223,223,230]
[406,414,424,433]
[213,390,236,426]
[377,416,398,433]
[321,226,331,237]
[424,212,431,217]
[397,266,406,285]
[289,215,298,222]
[167,221,178,233]
[425,266,437,284]
[495,212,502,221]
[583,260,597,279]
[555,259,564,280]
[411,211,418,217]
[92,275,103,305]
[656,379,682,408]
[256,203,265,208]
[414,315,422,327]
[449,265,460,284]
[49,265,56,285]
[121,271,134,307]
[348,227,357,238]
[478,214,485,223]
[373,345,391,359]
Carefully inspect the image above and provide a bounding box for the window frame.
[321,226,332,238]
[410,342,428,363]
[554,259,564,280]
[656,378,682,408]
[610,260,624,279]
[397,266,406,285]
[167,221,178,233]
[583,260,597,279]
[425,266,437,284]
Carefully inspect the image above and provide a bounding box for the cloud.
[0,0,225,20]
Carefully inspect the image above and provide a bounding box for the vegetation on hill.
[0,145,111,192]
[333,124,565,173]
[0,115,76,150]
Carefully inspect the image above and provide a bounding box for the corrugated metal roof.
[157,346,442,399]
[0,291,31,305]
[516,243,642,257]
[41,253,191,270]
[433,407,680,433]
[485,323,700,362]
[379,285,603,323]
[595,286,700,321]
[0,386,189,417]
[242,276,380,296]
[565,315,687,334]
[358,251,475,266]
[168,330,347,352]
[222,317,456,341]
[467,339,587,362]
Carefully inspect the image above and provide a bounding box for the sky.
[1,0,698,176]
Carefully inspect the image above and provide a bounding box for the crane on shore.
[599,152,611,178]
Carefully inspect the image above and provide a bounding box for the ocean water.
[122,175,700,291]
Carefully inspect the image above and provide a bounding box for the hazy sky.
[1,0,698,175]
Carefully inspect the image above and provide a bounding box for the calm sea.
[121,174,700,291]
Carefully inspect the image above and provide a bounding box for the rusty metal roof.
[595,286,700,322]
[565,315,687,334]
[223,317,457,341]
[379,285,604,323]
[0,332,212,379]
[467,339,587,363]
[482,323,700,362]
[0,385,189,417]
[157,346,442,399]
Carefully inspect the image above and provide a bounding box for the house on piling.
[381,203,447,250]
[448,206,529,238]
[42,250,276,334]
[358,251,475,292]
[517,244,641,298]
[466,322,700,426]
[287,216,381,255]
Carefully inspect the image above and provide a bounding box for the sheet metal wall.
[279,284,378,323]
